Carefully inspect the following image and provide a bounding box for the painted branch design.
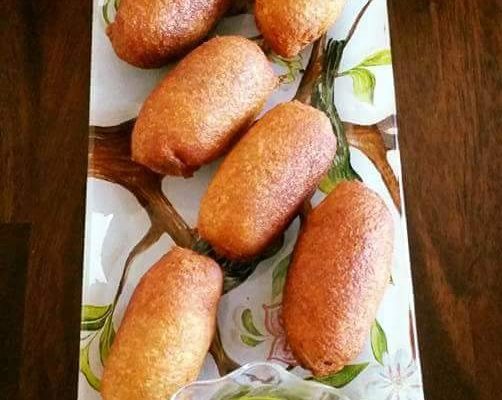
[345,121,401,211]
[89,121,197,248]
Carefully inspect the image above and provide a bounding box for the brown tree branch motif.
[89,120,197,248]
[88,122,241,377]
[345,121,401,211]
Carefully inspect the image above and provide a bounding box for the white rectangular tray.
[79,1,425,399]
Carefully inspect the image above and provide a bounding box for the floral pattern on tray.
[79,1,425,399]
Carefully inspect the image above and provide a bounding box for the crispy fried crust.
[131,36,277,176]
[101,247,223,400]
[283,181,394,376]
[198,101,337,261]
[255,0,346,58]
[107,0,231,68]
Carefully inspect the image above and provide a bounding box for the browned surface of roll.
[107,0,231,68]
[131,36,277,177]
[101,247,223,400]
[255,0,346,58]
[283,181,394,376]
[198,101,337,261]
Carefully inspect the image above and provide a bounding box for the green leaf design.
[241,309,263,337]
[358,49,392,67]
[272,255,291,300]
[337,49,391,105]
[81,304,112,331]
[319,175,338,194]
[194,234,284,294]
[240,334,264,347]
[102,1,111,25]
[221,387,299,400]
[312,39,361,192]
[102,0,118,25]
[99,316,116,365]
[343,67,376,104]
[371,319,388,364]
[271,53,304,84]
[312,363,369,388]
[80,344,101,391]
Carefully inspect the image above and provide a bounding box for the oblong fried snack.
[198,101,337,261]
[283,181,394,376]
[255,0,346,58]
[107,0,231,68]
[132,36,277,176]
[101,247,223,400]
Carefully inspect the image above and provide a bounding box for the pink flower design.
[263,303,298,366]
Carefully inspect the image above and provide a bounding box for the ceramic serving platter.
[79,1,425,399]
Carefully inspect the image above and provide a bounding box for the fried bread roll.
[132,36,277,176]
[198,101,337,261]
[101,247,223,400]
[255,0,346,58]
[283,181,394,376]
[107,0,231,68]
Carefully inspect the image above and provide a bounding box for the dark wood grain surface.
[0,0,500,399]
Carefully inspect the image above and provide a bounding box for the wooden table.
[1,1,500,398]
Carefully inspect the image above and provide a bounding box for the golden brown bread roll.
[107,0,231,68]
[283,181,394,376]
[198,100,337,261]
[132,36,277,176]
[101,247,223,400]
[255,0,346,58]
